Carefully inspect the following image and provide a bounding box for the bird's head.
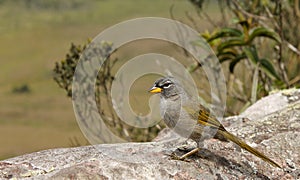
[149,77,182,98]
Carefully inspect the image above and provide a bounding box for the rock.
[240,88,300,120]
[1,89,300,179]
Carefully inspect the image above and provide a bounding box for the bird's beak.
[149,86,162,93]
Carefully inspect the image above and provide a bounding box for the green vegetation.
[190,0,300,113]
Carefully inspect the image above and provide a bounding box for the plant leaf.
[217,37,245,52]
[248,27,281,43]
[218,49,238,62]
[229,54,247,73]
[260,58,281,80]
[207,28,243,42]
[244,46,259,64]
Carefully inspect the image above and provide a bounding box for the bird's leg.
[179,147,200,159]
[169,147,200,161]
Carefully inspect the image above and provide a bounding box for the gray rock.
[240,88,300,120]
[1,89,300,179]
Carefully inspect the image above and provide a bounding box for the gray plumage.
[149,77,281,168]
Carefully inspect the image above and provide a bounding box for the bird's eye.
[163,83,172,89]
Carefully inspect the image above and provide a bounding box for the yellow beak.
[149,86,162,93]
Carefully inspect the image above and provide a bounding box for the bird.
[149,77,281,168]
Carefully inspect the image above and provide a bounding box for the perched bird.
[149,77,281,168]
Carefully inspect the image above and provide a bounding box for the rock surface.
[1,89,300,179]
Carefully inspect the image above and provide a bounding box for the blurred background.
[0,0,205,160]
[0,0,299,160]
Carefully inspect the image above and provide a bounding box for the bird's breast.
[160,97,198,138]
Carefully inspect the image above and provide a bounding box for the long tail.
[218,130,281,168]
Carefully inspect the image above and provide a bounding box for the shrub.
[53,41,163,143]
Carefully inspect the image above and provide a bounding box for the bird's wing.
[183,104,226,132]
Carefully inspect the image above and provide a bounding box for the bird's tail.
[218,130,281,168]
